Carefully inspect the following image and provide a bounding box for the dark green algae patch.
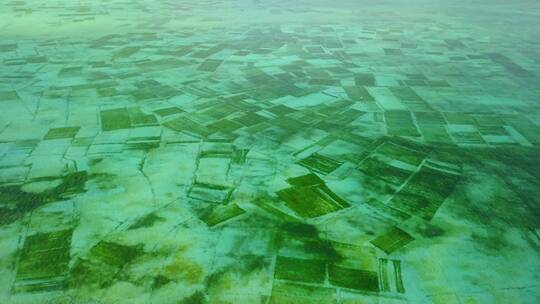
[0,171,88,226]
[13,229,74,293]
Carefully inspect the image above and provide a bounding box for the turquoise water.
[1,1,539,303]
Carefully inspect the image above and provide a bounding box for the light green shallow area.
[1,0,539,303]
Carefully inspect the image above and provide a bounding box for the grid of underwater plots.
[0,0,540,303]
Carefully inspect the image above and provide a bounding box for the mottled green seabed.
[1,0,540,303]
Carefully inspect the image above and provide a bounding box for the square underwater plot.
[370,226,415,254]
[276,175,350,218]
[274,256,326,284]
[328,265,379,292]
[358,157,412,187]
[100,108,132,131]
[13,229,73,293]
[378,258,405,293]
[87,241,142,268]
[0,90,21,100]
[43,127,80,140]
[199,203,246,227]
[188,182,234,204]
[298,153,344,175]
[385,111,421,137]
[389,165,461,220]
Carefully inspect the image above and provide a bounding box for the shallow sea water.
[1,0,540,303]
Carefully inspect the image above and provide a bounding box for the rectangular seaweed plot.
[488,53,533,77]
[89,241,142,268]
[358,157,412,187]
[199,203,245,227]
[286,173,325,187]
[504,115,540,145]
[100,108,132,131]
[384,111,420,137]
[379,258,390,292]
[276,182,350,218]
[418,123,453,143]
[274,256,326,284]
[188,182,234,204]
[44,127,80,140]
[389,87,424,101]
[270,281,337,304]
[449,130,486,145]
[393,260,405,293]
[389,165,461,220]
[128,107,159,127]
[298,153,343,175]
[13,229,73,293]
[163,116,212,138]
[197,59,223,72]
[378,258,405,293]
[328,265,379,292]
[370,227,414,254]
[414,111,446,125]
[0,90,21,100]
